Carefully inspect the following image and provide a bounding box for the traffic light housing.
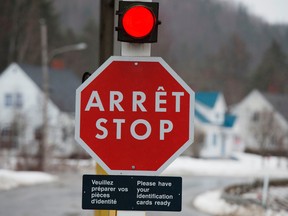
[116,1,160,43]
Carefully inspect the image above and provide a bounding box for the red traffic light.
[116,1,160,43]
[122,6,155,38]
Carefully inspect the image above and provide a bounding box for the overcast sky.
[224,0,288,24]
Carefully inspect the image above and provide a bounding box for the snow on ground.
[162,152,288,216]
[194,189,288,216]
[0,169,56,190]
[0,152,288,215]
[1,152,287,191]
[163,152,288,178]
[194,190,252,215]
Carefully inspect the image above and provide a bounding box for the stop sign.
[75,56,194,175]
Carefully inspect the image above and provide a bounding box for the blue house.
[194,92,241,158]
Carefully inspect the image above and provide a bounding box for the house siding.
[0,63,77,156]
[195,92,239,158]
[232,90,288,151]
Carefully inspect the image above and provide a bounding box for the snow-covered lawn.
[0,169,56,190]
[194,189,288,216]
[1,152,288,191]
[164,152,288,178]
[0,152,287,215]
[163,152,288,216]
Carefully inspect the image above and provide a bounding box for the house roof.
[263,92,288,121]
[195,109,237,128]
[19,64,81,113]
[223,113,237,128]
[195,92,220,108]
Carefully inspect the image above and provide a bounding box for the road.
[0,172,244,216]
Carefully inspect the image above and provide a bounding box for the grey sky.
[223,0,288,24]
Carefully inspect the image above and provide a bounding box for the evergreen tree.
[200,34,251,104]
[250,40,288,93]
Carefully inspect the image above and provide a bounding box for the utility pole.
[99,0,115,65]
[40,20,87,172]
[40,18,49,171]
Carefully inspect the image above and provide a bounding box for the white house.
[231,89,288,152]
[0,63,81,156]
[194,92,242,158]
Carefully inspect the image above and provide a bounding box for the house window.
[0,127,17,148]
[212,134,217,146]
[252,112,259,122]
[4,93,23,108]
[62,127,69,141]
[1,127,11,141]
[5,93,13,107]
[15,93,23,108]
[34,127,43,141]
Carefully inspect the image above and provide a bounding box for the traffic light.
[116,1,160,43]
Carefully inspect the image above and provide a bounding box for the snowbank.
[194,190,251,215]
[0,169,56,190]
[0,152,287,215]
[163,153,288,178]
[194,190,288,216]
[164,153,288,215]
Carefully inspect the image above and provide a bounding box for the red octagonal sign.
[75,56,194,175]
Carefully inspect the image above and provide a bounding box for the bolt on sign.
[75,56,195,175]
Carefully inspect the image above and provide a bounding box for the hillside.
[52,0,288,103]
[155,0,288,69]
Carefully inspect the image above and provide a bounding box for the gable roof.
[195,92,220,108]
[195,109,237,128]
[195,110,237,128]
[263,92,288,121]
[18,64,81,113]
[223,113,237,128]
[195,91,236,128]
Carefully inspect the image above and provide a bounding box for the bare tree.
[192,128,205,158]
[183,127,205,158]
[249,110,288,165]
